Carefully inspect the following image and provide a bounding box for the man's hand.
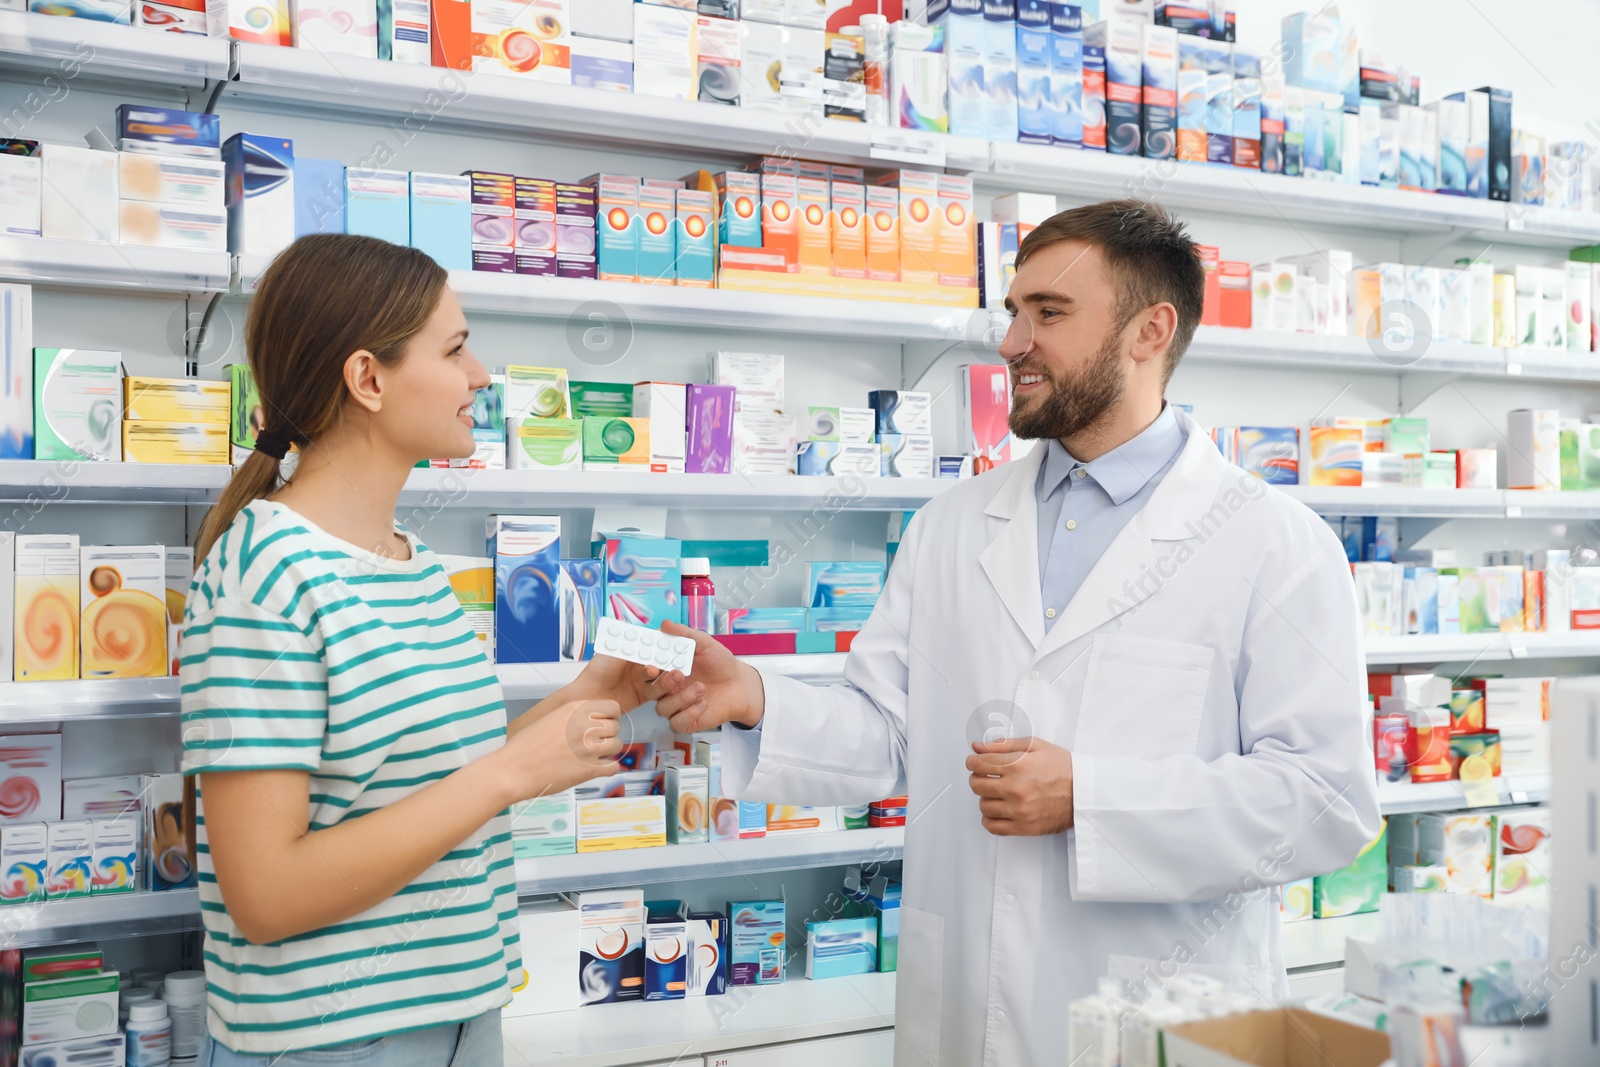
[648,621,766,733]
[965,737,1074,836]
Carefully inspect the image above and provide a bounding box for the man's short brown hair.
[1014,198,1205,384]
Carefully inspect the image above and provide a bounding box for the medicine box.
[487,515,560,663]
[510,790,576,858]
[727,899,785,985]
[21,971,119,1045]
[124,376,229,424]
[80,545,167,678]
[33,348,123,463]
[0,823,47,904]
[0,734,61,824]
[223,133,294,256]
[15,537,79,682]
[571,889,646,1004]
[506,897,579,1016]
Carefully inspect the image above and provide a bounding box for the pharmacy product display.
[1,763,194,906]
[1371,670,1551,786]
[504,864,900,1017]
[1346,544,1592,638]
[0,940,205,1067]
[1204,408,1600,492]
[14,3,1600,227]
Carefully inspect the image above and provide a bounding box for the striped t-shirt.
[179,499,520,1054]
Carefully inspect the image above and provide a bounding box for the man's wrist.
[733,663,767,730]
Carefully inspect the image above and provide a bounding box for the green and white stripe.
[180,500,520,1054]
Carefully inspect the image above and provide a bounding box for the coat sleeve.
[718,511,924,806]
[1069,525,1383,904]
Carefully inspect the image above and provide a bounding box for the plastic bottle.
[121,986,156,1025]
[681,558,715,632]
[126,999,172,1067]
[162,971,207,1060]
[859,14,890,126]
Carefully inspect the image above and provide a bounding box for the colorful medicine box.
[1313,819,1386,917]
[487,515,560,664]
[727,899,786,985]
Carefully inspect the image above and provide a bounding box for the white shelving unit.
[227,44,988,173]
[1376,773,1551,815]
[501,971,895,1067]
[0,460,229,505]
[2,889,202,950]
[0,237,231,295]
[517,828,904,896]
[400,467,952,512]
[0,9,230,87]
[1365,632,1600,665]
[1281,912,1380,971]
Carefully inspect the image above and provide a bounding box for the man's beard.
[1008,326,1125,441]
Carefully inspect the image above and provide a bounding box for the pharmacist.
[650,199,1383,1066]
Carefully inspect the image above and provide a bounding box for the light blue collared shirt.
[1035,405,1187,633]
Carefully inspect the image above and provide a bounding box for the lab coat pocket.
[893,906,944,1066]
[1073,633,1213,759]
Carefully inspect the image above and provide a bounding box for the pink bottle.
[681,557,715,633]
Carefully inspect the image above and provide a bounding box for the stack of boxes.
[7,946,122,1064]
[5,533,195,682]
[122,375,230,465]
[112,106,226,253]
[1,755,195,910]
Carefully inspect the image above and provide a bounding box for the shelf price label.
[869,130,946,168]
[1505,505,1522,518]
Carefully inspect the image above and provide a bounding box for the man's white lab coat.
[720,410,1383,1066]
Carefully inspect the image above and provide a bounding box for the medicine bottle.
[126,999,172,1067]
[121,986,155,1025]
[162,971,207,1060]
[681,557,715,632]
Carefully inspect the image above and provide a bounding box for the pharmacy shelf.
[501,971,895,1067]
[236,254,982,341]
[1279,486,1509,518]
[398,467,953,512]
[988,141,1509,236]
[1365,632,1600,665]
[1183,327,1600,382]
[0,655,851,723]
[497,654,846,702]
[1502,489,1600,518]
[228,45,989,173]
[1376,773,1551,815]
[516,828,904,897]
[0,459,229,505]
[0,237,231,295]
[0,11,230,88]
[986,140,1600,248]
[0,676,183,724]
[1282,912,1380,972]
[1,889,201,949]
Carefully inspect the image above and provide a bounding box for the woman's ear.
[343,349,384,414]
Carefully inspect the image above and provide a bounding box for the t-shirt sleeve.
[179,596,328,774]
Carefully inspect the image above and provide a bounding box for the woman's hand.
[492,698,624,802]
[568,653,663,712]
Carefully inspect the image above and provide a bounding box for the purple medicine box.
[555,182,598,280]
[685,384,735,474]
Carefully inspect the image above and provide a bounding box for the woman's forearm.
[505,682,591,739]
[207,748,538,945]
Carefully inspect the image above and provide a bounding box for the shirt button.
[1065,519,1077,530]
[1029,671,1040,681]
[1044,608,1056,619]
[1074,468,1087,479]
[1005,894,1016,905]
[995,1010,1006,1022]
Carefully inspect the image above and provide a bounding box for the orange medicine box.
[1197,244,1220,325]
[586,173,640,283]
[865,185,899,281]
[879,169,939,286]
[761,173,799,274]
[796,177,832,276]
[829,181,866,279]
[936,174,976,289]
[1219,260,1252,327]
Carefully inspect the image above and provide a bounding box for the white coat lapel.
[977,444,1048,649]
[1035,415,1236,657]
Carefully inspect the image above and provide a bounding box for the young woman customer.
[182,234,653,1066]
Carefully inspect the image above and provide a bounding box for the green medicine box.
[509,417,582,470]
[1313,819,1387,918]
